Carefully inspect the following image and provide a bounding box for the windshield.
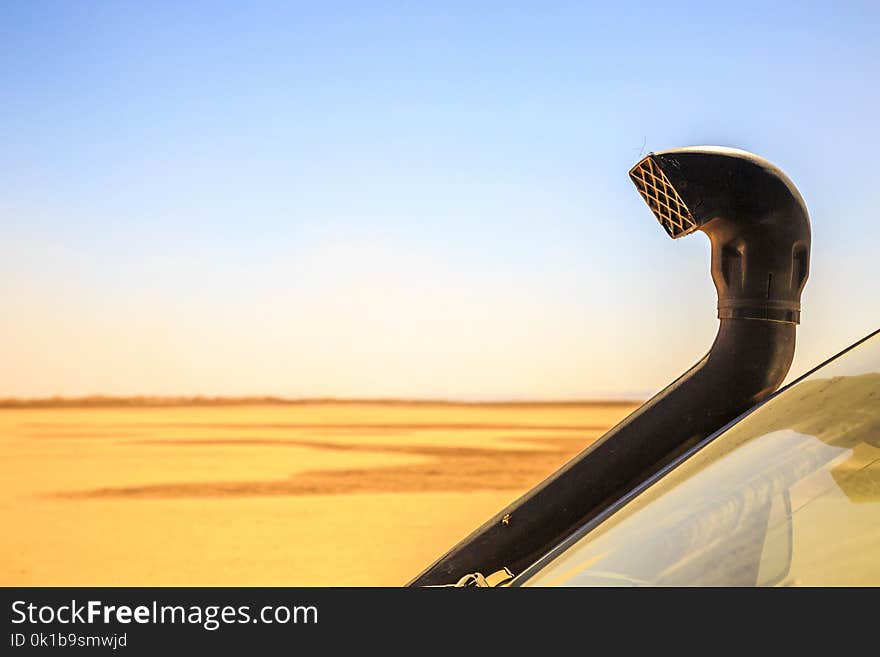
[521,330,880,586]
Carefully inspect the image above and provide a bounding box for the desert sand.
[0,401,637,586]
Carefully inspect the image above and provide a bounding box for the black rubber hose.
[409,147,810,586]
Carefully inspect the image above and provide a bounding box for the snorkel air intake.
[631,147,809,323]
[410,146,811,586]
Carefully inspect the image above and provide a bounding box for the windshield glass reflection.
[524,332,880,586]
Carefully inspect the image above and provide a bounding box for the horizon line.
[0,394,645,410]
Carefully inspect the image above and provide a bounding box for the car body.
[513,328,880,586]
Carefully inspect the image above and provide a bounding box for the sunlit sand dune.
[0,401,637,586]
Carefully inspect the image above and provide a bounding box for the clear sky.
[2,1,879,399]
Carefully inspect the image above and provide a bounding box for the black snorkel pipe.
[409,146,811,586]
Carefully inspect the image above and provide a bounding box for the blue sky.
[2,1,879,398]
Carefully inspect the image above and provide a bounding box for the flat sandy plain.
[1,401,637,586]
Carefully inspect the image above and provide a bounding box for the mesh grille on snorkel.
[629,156,697,238]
